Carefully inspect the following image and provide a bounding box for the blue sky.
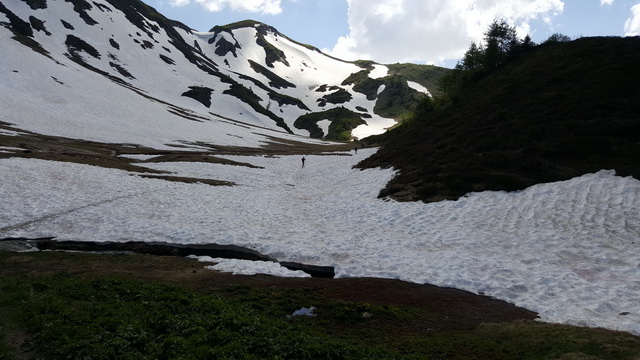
[144,0,640,67]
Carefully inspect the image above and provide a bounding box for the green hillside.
[358,36,640,202]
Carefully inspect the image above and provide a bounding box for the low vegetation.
[341,66,441,122]
[0,275,378,359]
[294,107,367,140]
[1,251,639,359]
[359,31,640,202]
[386,63,449,97]
[181,86,214,108]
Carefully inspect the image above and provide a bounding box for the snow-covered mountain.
[0,0,431,146]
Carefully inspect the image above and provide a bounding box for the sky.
[144,0,640,67]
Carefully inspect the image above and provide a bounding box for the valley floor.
[1,134,639,336]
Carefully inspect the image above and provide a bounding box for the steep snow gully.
[1,148,639,335]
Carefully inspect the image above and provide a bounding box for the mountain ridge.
[1,0,445,145]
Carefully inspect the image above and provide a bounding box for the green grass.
[0,274,386,359]
[386,63,450,97]
[341,67,443,121]
[1,251,639,359]
[217,285,640,360]
[294,107,366,140]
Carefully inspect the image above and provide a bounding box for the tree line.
[436,19,571,101]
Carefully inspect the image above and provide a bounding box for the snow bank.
[1,149,639,335]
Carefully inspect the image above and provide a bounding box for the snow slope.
[1,150,639,335]
[0,0,411,142]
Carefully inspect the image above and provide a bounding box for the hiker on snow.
[301,156,306,168]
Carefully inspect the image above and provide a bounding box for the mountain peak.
[209,19,273,33]
[0,0,443,144]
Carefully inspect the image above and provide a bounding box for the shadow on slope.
[358,37,640,202]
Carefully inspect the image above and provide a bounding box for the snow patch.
[407,81,431,96]
[317,119,331,137]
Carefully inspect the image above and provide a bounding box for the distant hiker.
[301,156,306,168]
[354,146,358,154]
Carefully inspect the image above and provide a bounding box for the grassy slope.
[358,37,640,202]
[386,63,450,97]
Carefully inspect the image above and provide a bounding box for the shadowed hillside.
[358,36,640,202]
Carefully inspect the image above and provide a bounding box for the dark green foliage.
[461,42,484,70]
[182,86,213,108]
[315,84,340,92]
[352,60,375,70]
[544,33,572,44]
[375,75,426,120]
[211,19,263,32]
[483,19,520,70]
[387,63,450,97]
[342,70,383,100]
[358,37,640,202]
[2,253,640,359]
[317,88,352,107]
[268,92,310,110]
[441,19,536,100]
[294,107,366,140]
[0,275,379,359]
[342,65,446,120]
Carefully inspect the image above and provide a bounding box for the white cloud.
[170,0,282,14]
[168,0,190,6]
[327,0,564,65]
[600,0,614,5]
[624,3,640,36]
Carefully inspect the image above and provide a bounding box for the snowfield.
[1,149,639,335]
